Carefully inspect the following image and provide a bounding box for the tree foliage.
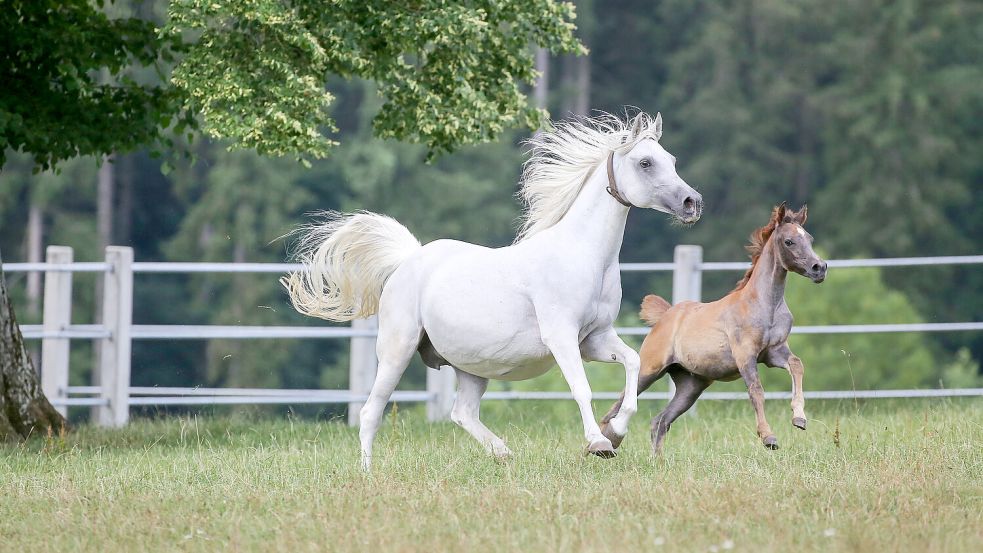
[0,0,195,170]
[167,0,584,159]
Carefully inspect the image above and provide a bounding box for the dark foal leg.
[600,367,666,448]
[650,370,711,455]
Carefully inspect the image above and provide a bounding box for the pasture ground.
[1,398,981,552]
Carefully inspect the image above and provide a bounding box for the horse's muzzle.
[677,193,703,225]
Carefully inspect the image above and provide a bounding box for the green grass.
[1,399,981,552]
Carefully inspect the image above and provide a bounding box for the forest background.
[1,0,981,419]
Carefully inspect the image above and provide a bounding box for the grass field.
[1,398,981,552]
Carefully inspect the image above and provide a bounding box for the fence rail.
[6,246,982,425]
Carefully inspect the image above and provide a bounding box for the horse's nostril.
[683,197,695,210]
[812,263,822,272]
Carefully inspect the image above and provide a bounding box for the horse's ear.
[653,112,663,140]
[629,112,648,141]
[793,204,808,225]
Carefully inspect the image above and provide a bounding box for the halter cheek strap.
[606,151,634,208]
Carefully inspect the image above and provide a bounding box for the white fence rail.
[6,245,983,427]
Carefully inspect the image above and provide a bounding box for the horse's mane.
[515,111,660,242]
[732,203,787,292]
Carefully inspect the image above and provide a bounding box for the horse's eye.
[784,239,794,246]
[639,158,652,169]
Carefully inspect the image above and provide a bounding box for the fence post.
[41,246,73,416]
[427,366,456,422]
[96,246,133,427]
[670,245,703,404]
[348,315,378,426]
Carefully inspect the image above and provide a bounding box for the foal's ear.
[653,112,663,141]
[792,204,808,225]
[774,201,788,224]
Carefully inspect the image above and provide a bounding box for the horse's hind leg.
[650,369,710,455]
[450,368,511,460]
[358,315,421,472]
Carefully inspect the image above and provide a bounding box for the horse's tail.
[639,294,671,326]
[280,211,421,321]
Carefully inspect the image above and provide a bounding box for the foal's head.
[771,203,827,283]
[735,203,827,291]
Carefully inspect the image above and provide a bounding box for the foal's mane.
[732,203,787,292]
[515,111,660,242]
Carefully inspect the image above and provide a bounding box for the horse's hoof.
[599,424,625,449]
[792,417,807,430]
[491,447,513,462]
[586,440,617,458]
[763,436,779,450]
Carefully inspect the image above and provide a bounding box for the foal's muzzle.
[809,261,828,283]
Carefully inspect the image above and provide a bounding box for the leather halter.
[606,151,633,208]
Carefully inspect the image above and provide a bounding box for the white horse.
[283,112,702,470]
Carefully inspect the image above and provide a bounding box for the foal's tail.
[280,211,421,321]
[639,294,671,326]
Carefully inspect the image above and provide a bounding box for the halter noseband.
[606,151,634,208]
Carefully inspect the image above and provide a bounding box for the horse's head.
[611,112,702,224]
[772,203,827,283]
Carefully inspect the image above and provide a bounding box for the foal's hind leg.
[450,368,512,460]
[358,317,421,472]
[650,369,710,455]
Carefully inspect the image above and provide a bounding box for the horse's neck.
[549,163,630,266]
[742,241,788,314]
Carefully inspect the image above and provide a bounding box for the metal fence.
[7,245,983,427]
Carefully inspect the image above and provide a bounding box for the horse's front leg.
[581,329,640,442]
[764,343,807,430]
[542,329,615,457]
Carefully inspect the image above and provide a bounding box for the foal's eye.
[784,239,794,246]
[639,158,652,169]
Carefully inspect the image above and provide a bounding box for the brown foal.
[600,203,826,454]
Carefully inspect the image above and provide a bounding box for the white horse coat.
[283,112,702,470]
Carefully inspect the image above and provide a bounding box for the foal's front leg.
[737,355,778,449]
[764,342,807,430]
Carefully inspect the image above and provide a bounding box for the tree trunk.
[117,154,133,246]
[573,54,590,117]
[25,202,43,317]
[92,154,114,398]
[25,201,43,368]
[0,249,68,442]
[534,47,550,110]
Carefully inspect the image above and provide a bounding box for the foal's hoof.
[762,436,779,450]
[792,417,807,430]
[586,439,617,458]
